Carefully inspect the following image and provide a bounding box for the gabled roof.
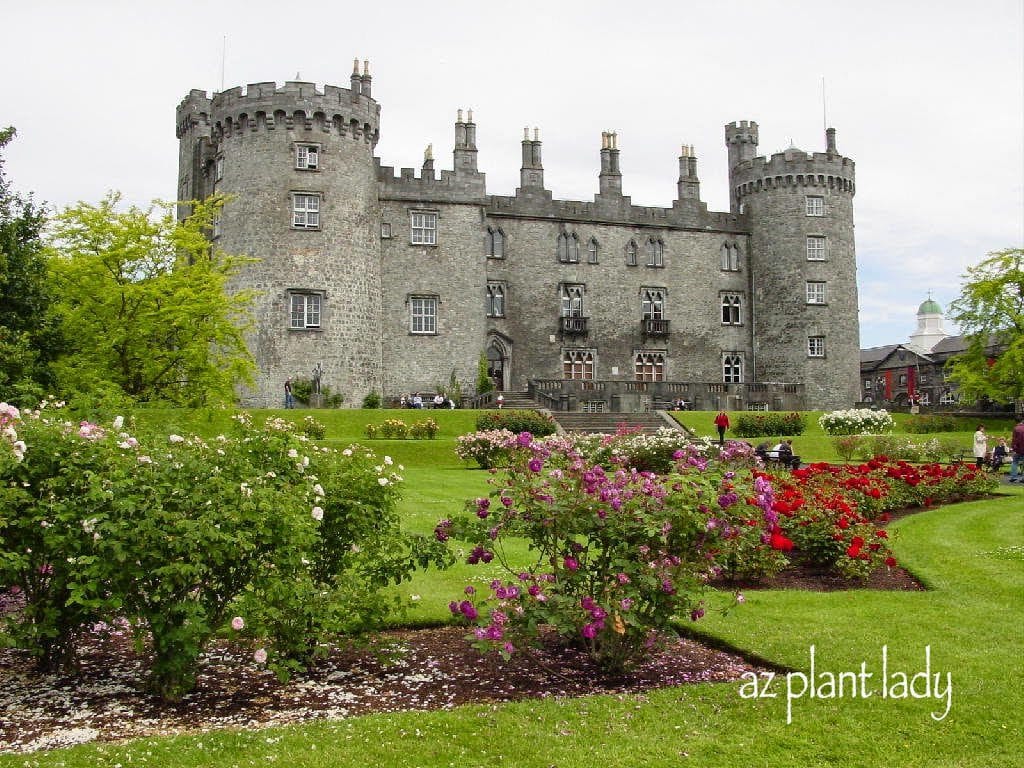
[860,345,899,365]
[860,344,936,372]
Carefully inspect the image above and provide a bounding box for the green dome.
[918,298,943,315]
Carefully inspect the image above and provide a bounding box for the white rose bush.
[818,408,895,436]
[0,403,449,701]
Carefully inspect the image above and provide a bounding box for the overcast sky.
[3,0,1022,349]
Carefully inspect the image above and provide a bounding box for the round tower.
[176,64,382,407]
[726,122,859,410]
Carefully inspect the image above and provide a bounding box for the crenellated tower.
[175,62,383,407]
[726,121,859,409]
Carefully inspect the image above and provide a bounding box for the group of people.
[974,419,1024,482]
[400,392,456,410]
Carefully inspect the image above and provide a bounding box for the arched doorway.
[486,334,511,392]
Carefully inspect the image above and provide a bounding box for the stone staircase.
[494,390,544,409]
[549,411,683,435]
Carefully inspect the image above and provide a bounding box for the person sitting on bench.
[990,438,1008,471]
[767,439,800,469]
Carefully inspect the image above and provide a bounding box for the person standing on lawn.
[1010,417,1024,483]
[714,410,730,445]
[972,424,988,469]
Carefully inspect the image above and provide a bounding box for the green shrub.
[903,414,957,433]
[361,391,381,409]
[475,409,557,437]
[733,411,806,438]
[291,378,344,408]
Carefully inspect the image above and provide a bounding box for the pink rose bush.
[443,433,778,672]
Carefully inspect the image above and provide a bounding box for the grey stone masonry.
[176,65,860,411]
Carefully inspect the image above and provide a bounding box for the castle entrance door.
[486,340,508,391]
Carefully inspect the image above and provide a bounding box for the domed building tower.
[907,294,949,353]
[726,122,859,409]
[175,61,382,407]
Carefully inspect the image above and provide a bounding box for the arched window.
[587,237,599,264]
[557,232,579,263]
[646,238,664,267]
[721,293,742,325]
[641,288,665,320]
[562,349,595,380]
[625,239,638,266]
[722,354,743,383]
[486,282,505,317]
[560,284,585,317]
[720,242,740,271]
[486,227,505,258]
[634,352,665,382]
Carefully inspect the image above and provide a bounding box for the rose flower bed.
[763,457,998,578]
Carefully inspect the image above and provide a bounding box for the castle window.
[411,211,437,245]
[634,351,666,382]
[721,293,742,325]
[562,349,595,380]
[641,288,665,320]
[295,144,319,170]
[560,284,585,317]
[587,238,599,264]
[212,213,222,239]
[409,295,437,334]
[807,336,826,357]
[645,238,664,267]
[380,222,392,239]
[625,239,638,266]
[720,242,740,271]
[557,232,580,263]
[289,292,322,329]
[805,195,824,216]
[722,353,743,383]
[215,155,224,181]
[806,281,827,304]
[291,193,320,229]
[486,227,505,258]
[486,282,505,317]
[806,236,826,261]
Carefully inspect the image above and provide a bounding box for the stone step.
[551,411,681,435]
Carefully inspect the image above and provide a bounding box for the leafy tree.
[946,248,1024,405]
[0,127,63,404]
[47,194,256,407]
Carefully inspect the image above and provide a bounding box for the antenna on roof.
[220,35,227,91]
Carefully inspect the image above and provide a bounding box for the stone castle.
[176,60,860,411]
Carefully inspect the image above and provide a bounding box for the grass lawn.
[3,409,1022,767]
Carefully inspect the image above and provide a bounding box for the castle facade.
[176,62,860,411]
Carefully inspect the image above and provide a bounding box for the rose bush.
[818,408,894,436]
[442,433,781,673]
[0,403,449,700]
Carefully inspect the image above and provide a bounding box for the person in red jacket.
[1010,417,1024,483]
[714,410,730,445]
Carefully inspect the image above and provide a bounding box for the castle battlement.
[375,161,488,202]
[485,193,744,233]
[177,77,379,141]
